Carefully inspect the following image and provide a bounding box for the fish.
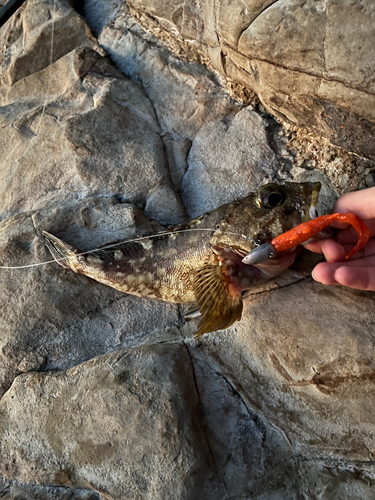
[42,181,321,337]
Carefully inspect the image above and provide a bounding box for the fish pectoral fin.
[184,305,201,320]
[193,265,243,338]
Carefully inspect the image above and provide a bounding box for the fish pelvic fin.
[42,231,81,271]
[193,265,243,338]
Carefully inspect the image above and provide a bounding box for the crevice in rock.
[71,0,85,17]
[113,333,183,353]
[97,39,188,213]
[193,355,294,455]
[225,43,375,98]
[181,341,230,497]
[263,114,284,157]
[251,102,295,178]
[158,137,190,218]
[184,353,305,494]
[127,2,213,69]
[177,138,192,195]
[244,275,311,300]
[235,0,280,50]
[206,363,269,434]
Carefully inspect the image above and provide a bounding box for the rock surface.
[0,345,224,498]
[100,0,375,160]
[0,0,375,499]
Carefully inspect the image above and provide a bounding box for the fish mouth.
[303,182,321,222]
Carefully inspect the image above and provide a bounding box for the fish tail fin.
[42,231,81,271]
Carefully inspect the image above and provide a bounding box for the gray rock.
[163,138,191,192]
[0,0,102,98]
[84,0,123,36]
[0,201,180,397]
[189,346,375,499]
[188,278,375,461]
[0,344,225,499]
[101,0,375,159]
[366,172,375,188]
[1,0,375,498]
[3,338,374,500]
[181,108,279,216]
[0,478,100,500]
[97,5,240,139]
[0,2,185,226]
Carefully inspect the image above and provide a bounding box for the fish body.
[43,182,321,336]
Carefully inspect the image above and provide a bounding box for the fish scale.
[43,181,321,337]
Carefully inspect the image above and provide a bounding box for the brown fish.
[43,182,321,337]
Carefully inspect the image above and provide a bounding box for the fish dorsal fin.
[193,265,243,338]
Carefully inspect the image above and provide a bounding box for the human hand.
[305,186,375,291]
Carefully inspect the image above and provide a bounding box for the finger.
[320,240,346,262]
[338,239,375,261]
[303,240,327,253]
[304,239,347,261]
[333,266,375,291]
[311,262,340,286]
[333,187,375,220]
[304,238,340,255]
[334,255,375,267]
[304,221,374,252]
[305,236,375,260]
[334,221,375,244]
[335,225,362,244]
[312,259,375,290]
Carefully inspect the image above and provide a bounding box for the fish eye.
[260,190,285,208]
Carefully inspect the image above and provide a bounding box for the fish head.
[194,181,322,335]
[256,181,321,224]
[239,181,323,269]
[211,181,321,255]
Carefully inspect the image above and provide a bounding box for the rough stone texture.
[0,0,185,226]
[103,0,375,160]
[0,345,224,499]
[97,8,241,139]
[0,479,100,500]
[190,279,375,460]
[0,0,375,499]
[181,108,279,217]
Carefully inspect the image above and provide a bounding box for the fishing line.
[0,0,58,269]
[0,2,255,272]
[0,227,253,270]
[3,0,56,164]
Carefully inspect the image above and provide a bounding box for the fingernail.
[311,269,318,282]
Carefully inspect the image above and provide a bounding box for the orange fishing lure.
[271,213,370,260]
